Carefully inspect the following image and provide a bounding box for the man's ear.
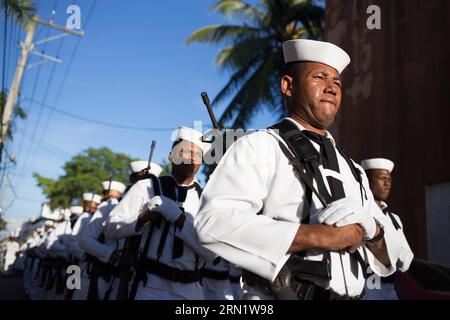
[281,75,294,97]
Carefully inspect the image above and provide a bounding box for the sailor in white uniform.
[361,158,414,300]
[23,229,42,299]
[69,193,102,300]
[36,221,55,300]
[79,180,127,300]
[104,127,216,300]
[195,39,404,300]
[44,209,74,300]
[129,160,164,186]
[2,236,19,274]
[23,232,37,295]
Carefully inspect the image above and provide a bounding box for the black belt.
[201,268,229,281]
[86,255,121,282]
[141,258,201,283]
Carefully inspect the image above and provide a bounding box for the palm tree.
[1,0,35,28]
[187,0,324,129]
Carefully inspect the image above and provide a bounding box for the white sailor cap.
[129,161,163,176]
[44,220,54,226]
[282,39,351,74]
[361,158,395,173]
[101,180,126,193]
[172,126,211,154]
[10,229,20,237]
[82,193,102,204]
[63,208,72,219]
[70,206,83,215]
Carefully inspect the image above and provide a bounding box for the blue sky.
[0,0,276,233]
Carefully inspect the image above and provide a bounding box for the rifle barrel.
[146,140,156,170]
[201,92,220,129]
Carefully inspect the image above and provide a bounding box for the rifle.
[115,140,157,300]
[200,91,229,175]
[201,92,221,130]
[146,140,156,172]
[115,235,141,300]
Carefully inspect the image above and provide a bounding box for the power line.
[28,0,91,174]
[15,129,71,159]
[15,27,51,176]
[2,174,18,213]
[20,0,60,175]
[12,196,42,203]
[1,0,8,94]
[20,96,178,131]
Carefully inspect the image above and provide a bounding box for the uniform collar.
[285,117,337,146]
[166,173,199,188]
[380,201,388,210]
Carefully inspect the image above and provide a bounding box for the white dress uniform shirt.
[3,240,19,272]
[104,175,216,300]
[46,220,72,260]
[364,202,413,300]
[195,117,403,298]
[377,202,414,272]
[80,198,123,264]
[68,212,93,261]
[80,198,123,300]
[23,236,36,295]
[14,243,27,271]
[68,212,95,300]
[29,233,46,300]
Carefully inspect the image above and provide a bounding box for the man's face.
[282,62,342,129]
[170,141,202,180]
[83,201,98,213]
[368,169,392,202]
[104,189,121,200]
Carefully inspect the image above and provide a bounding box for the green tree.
[159,159,172,176]
[34,147,137,209]
[187,0,324,129]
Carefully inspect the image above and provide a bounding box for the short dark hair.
[282,62,310,115]
[283,61,308,79]
[171,139,182,150]
[365,169,377,182]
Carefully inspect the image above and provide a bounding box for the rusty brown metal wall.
[325,0,450,259]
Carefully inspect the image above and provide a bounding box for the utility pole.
[0,15,84,158]
[0,19,36,151]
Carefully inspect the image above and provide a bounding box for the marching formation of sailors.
[1,39,413,300]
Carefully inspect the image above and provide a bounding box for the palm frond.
[186,25,261,46]
[212,58,257,107]
[1,0,35,28]
[187,0,325,129]
[216,36,271,71]
[212,0,265,24]
[219,52,280,128]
